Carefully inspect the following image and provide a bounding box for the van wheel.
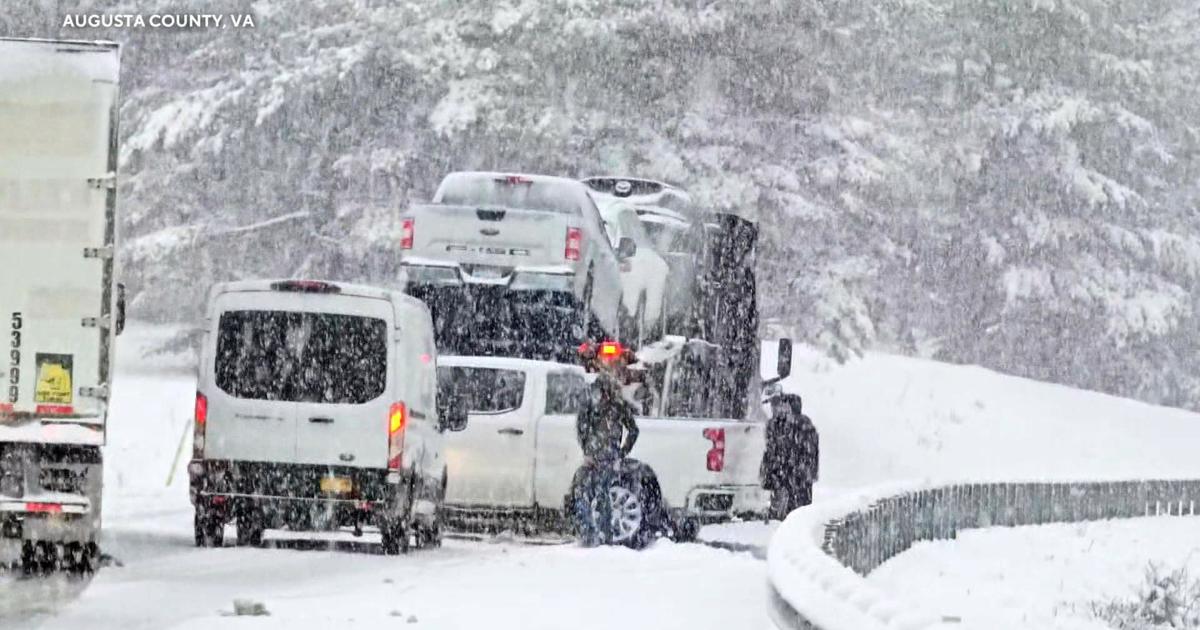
[417,521,442,549]
[194,510,223,548]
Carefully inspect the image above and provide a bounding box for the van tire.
[194,510,223,548]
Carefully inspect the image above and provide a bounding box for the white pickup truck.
[439,337,789,547]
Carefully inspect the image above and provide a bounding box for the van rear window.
[215,310,387,404]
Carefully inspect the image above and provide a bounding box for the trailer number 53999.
[8,313,21,403]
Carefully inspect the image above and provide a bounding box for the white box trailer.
[0,38,123,573]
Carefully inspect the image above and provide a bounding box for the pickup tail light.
[401,218,414,250]
[703,428,725,472]
[565,227,582,261]
[388,402,407,470]
[193,392,207,458]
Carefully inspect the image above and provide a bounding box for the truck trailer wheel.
[194,511,223,547]
[236,511,265,547]
[380,520,409,555]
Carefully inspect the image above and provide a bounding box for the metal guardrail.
[768,479,1200,630]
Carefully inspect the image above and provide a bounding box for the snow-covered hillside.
[768,344,1200,492]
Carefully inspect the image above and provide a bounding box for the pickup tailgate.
[403,203,576,271]
[628,417,766,510]
[0,39,120,434]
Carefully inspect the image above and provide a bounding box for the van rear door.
[204,291,393,468]
[291,299,392,469]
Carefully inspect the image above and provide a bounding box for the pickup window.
[435,176,581,215]
[215,310,387,404]
[437,366,525,413]
[545,372,587,415]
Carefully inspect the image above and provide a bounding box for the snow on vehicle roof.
[0,38,119,89]
[212,279,412,303]
[438,355,584,374]
[580,176,690,200]
[434,171,595,215]
[632,204,690,225]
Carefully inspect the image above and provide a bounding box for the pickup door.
[441,365,537,507]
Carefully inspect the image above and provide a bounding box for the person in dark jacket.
[571,342,640,546]
[760,394,819,520]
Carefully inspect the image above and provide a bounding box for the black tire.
[575,269,594,342]
[634,294,647,349]
[672,518,700,543]
[236,511,265,547]
[381,520,409,555]
[648,293,666,342]
[194,510,223,548]
[61,542,98,576]
[603,473,663,550]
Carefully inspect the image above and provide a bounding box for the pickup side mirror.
[776,338,792,380]
[439,399,469,432]
[115,283,127,336]
[616,236,637,260]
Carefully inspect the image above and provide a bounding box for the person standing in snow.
[760,394,819,520]
[571,342,640,546]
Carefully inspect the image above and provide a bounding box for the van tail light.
[703,428,725,472]
[565,227,582,261]
[193,392,208,458]
[401,218,415,250]
[388,402,407,470]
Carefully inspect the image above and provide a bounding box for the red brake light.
[270,280,341,293]
[193,392,207,458]
[498,175,534,185]
[401,217,414,250]
[25,502,62,514]
[598,341,623,361]
[388,402,407,470]
[565,227,582,261]
[703,428,725,472]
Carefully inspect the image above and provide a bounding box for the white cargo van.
[187,279,466,554]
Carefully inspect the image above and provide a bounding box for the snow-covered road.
[6,528,767,629]
[0,329,771,630]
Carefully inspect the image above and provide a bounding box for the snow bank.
[761,343,1200,490]
[870,516,1200,630]
[761,342,1200,630]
